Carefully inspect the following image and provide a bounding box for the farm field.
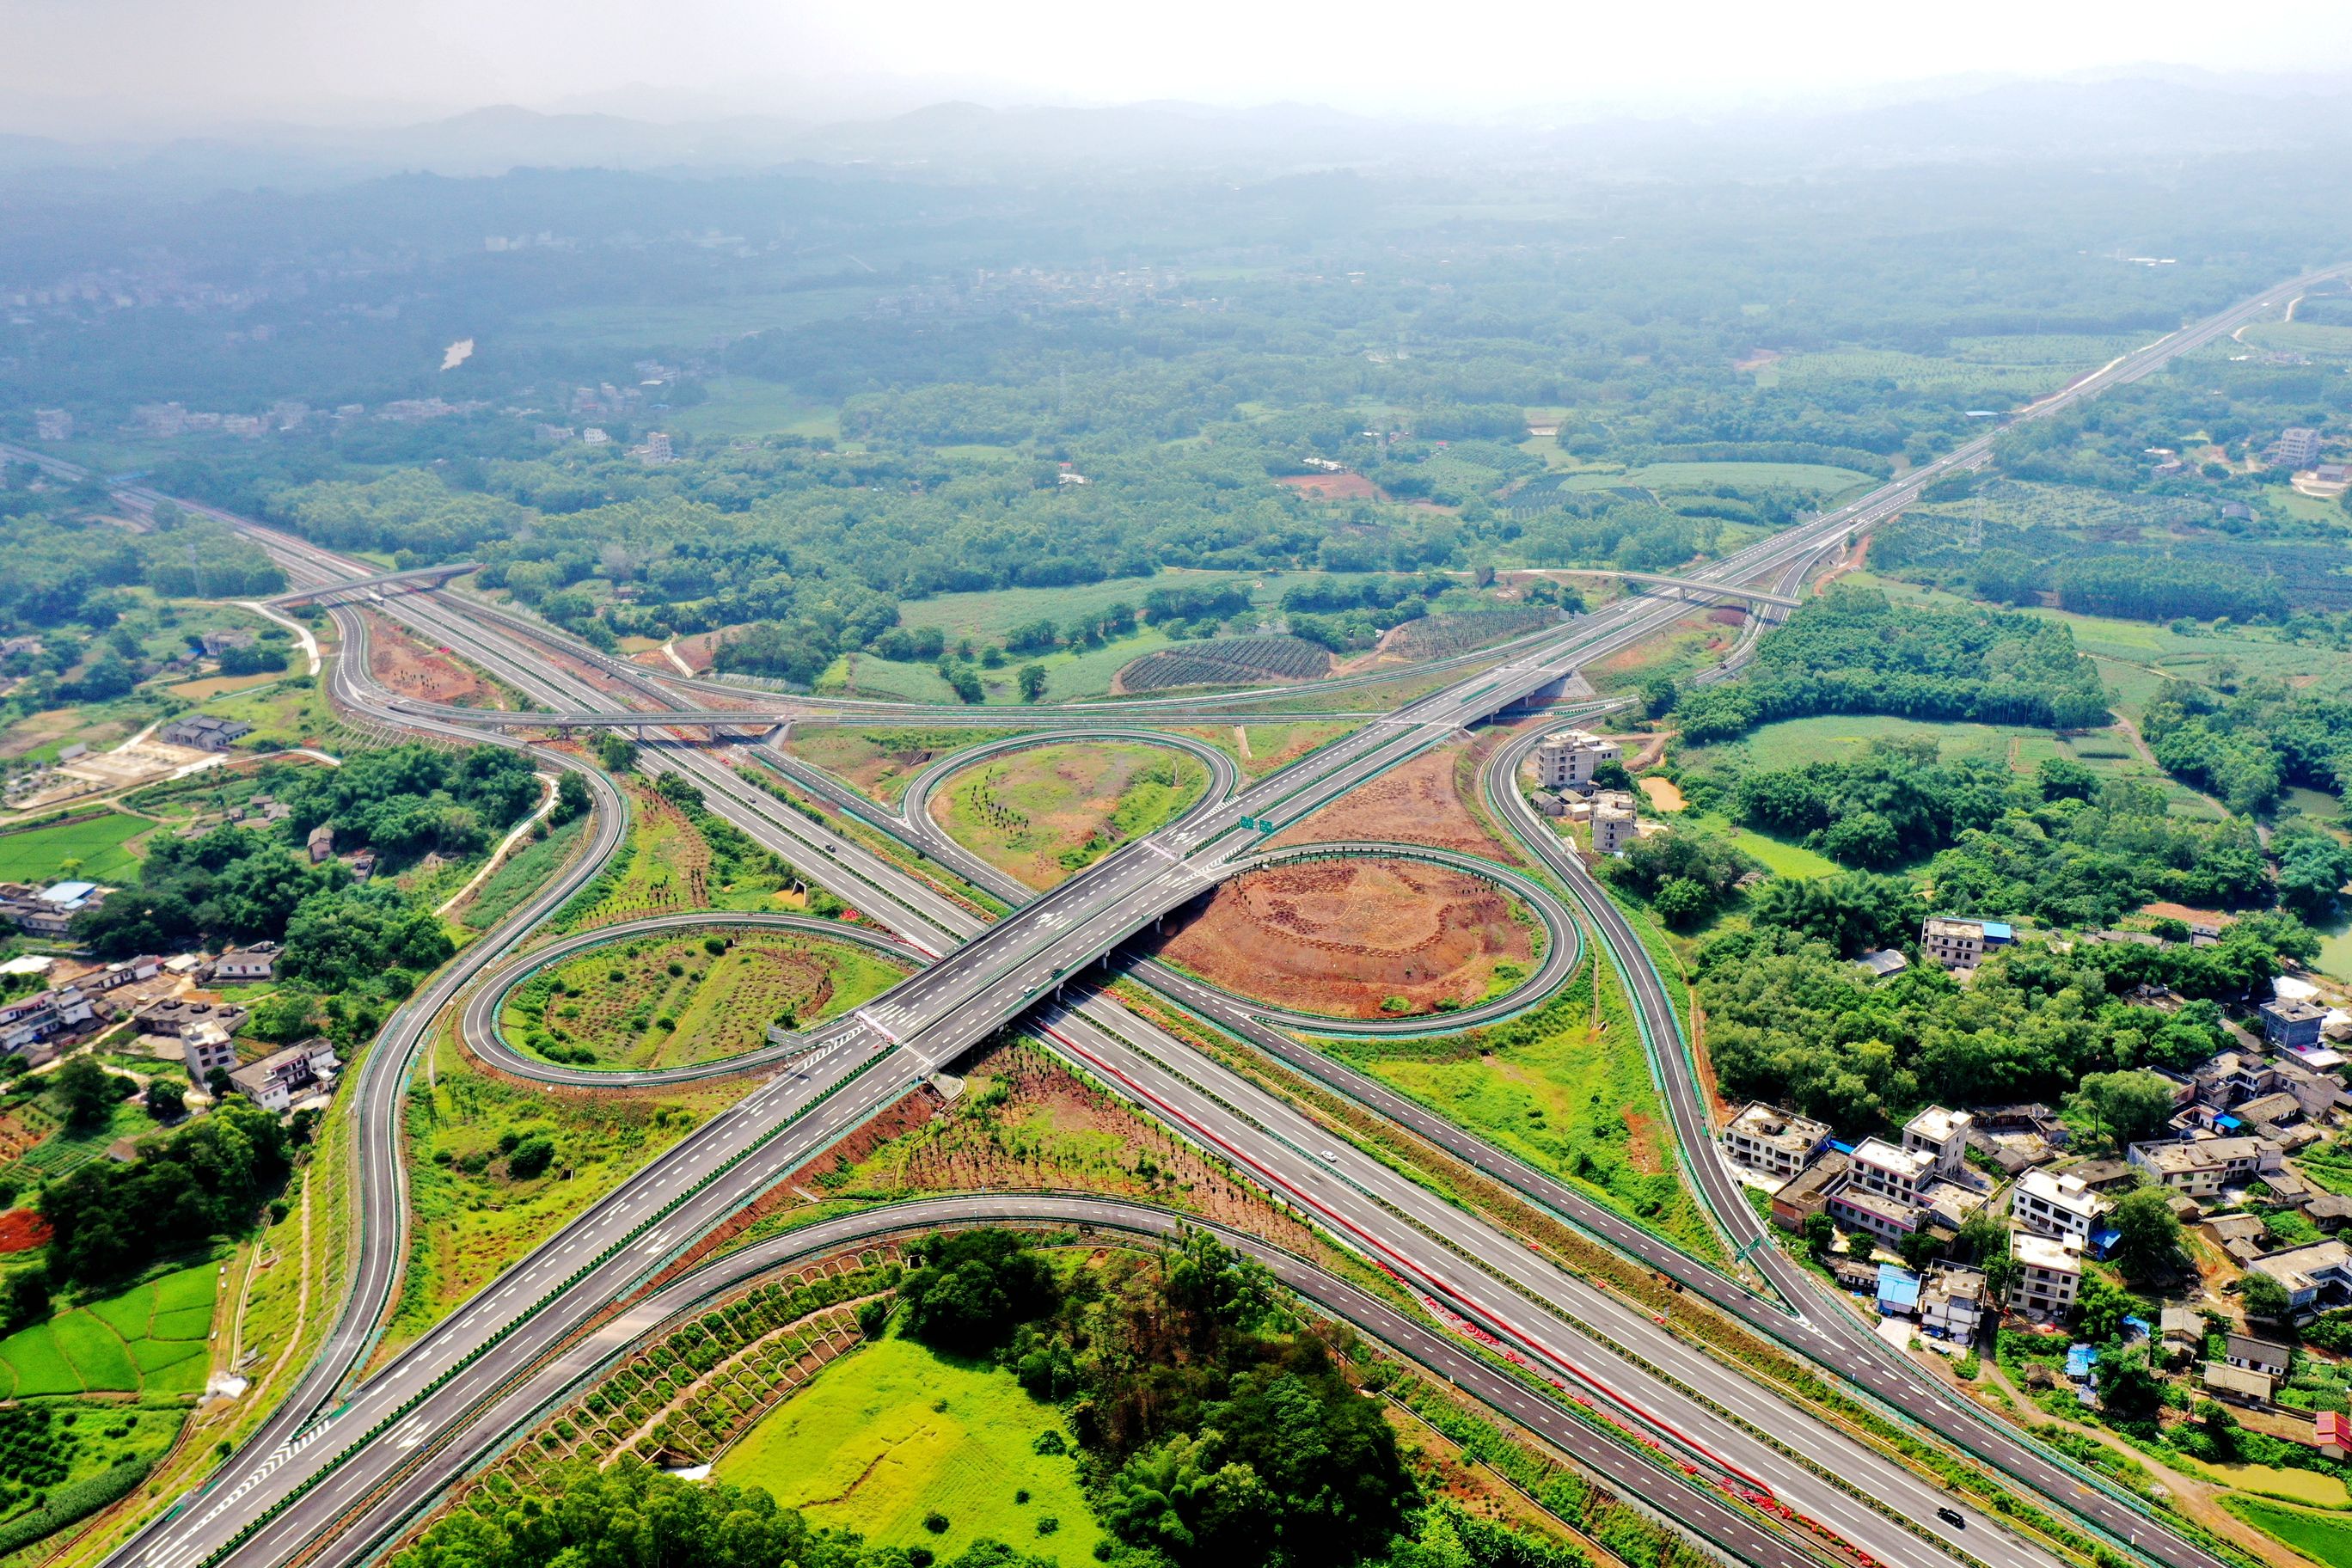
[388,1035,756,1351]
[930,742,1209,890]
[0,811,147,885]
[2220,1496,2352,1568]
[2242,321,2352,358]
[503,926,910,1069]
[1324,960,1717,1255]
[1149,857,1536,1018]
[1755,340,2136,397]
[664,377,841,441]
[1115,634,1332,694]
[1841,567,2352,706]
[784,726,1026,804]
[0,1261,216,1398]
[715,1332,1104,1563]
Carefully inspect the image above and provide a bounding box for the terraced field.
[0,1262,216,1398]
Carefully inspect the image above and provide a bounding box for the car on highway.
[1936,1507,1965,1529]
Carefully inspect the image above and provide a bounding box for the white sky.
[8,0,2352,132]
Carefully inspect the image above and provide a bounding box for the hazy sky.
[9,0,2352,133]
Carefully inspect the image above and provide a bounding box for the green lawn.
[716,1333,1102,1562]
[0,812,147,885]
[506,927,910,1069]
[1324,963,1719,1259]
[1630,460,1880,493]
[932,742,1208,890]
[0,1262,217,1398]
[2221,1495,2352,1567]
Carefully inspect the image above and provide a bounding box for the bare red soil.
[1149,858,1532,1018]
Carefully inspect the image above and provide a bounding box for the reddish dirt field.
[1149,858,1534,1018]
[630,630,724,674]
[1269,744,1511,858]
[0,1209,52,1253]
[1706,605,1747,628]
[364,611,504,707]
[1275,472,1385,503]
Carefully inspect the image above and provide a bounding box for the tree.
[2094,1344,2165,1424]
[506,1136,556,1179]
[52,1054,126,1131]
[2072,1271,2145,1344]
[593,732,636,772]
[1639,674,1677,719]
[1801,1212,1835,1258]
[1016,663,1049,702]
[551,772,591,823]
[2240,1270,2291,1325]
[2,1265,48,1333]
[898,1229,1057,1352]
[2065,1072,2177,1150]
[146,1081,187,1122]
[1651,876,1711,928]
[2105,1187,2184,1284]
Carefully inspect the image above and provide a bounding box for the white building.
[229,1038,340,1112]
[1920,1265,1987,1345]
[1921,916,2013,969]
[1849,1137,1935,1205]
[1723,1102,1828,1181]
[1591,790,1638,854]
[1534,730,1622,790]
[33,409,72,442]
[1902,1106,1972,1177]
[2128,1136,2283,1199]
[2012,1169,2104,1245]
[181,1023,239,1083]
[212,942,281,983]
[2007,1233,2084,1320]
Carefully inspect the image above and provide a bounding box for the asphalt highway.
[17,260,2335,1568]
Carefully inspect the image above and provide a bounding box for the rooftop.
[1905,1106,1971,1143]
[2018,1168,2100,1213]
[1728,1101,1828,1153]
[1852,1136,1934,1179]
[2012,1234,2085,1272]
[2248,1240,2352,1292]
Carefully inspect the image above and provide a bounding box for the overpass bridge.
[269,560,478,606]
[1540,569,1802,610]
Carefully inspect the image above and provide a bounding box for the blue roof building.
[1877,1264,1921,1316]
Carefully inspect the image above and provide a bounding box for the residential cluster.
[0,936,340,1119]
[1527,728,1645,854]
[1723,939,2352,1439]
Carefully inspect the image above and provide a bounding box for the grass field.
[558,781,796,931]
[784,726,1026,805]
[664,377,841,441]
[1326,962,1718,1256]
[2243,322,2352,359]
[505,927,909,1069]
[2220,1495,2352,1567]
[932,742,1208,890]
[460,816,590,932]
[0,812,146,885]
[716,1333,1103,1562]
[388,1036,754,1349]
[1174,720,1358,778]
[0,1262,216,1398]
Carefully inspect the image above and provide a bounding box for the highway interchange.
[8,260,2346,1568]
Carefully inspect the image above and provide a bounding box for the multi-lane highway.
[14,260,2336,1568]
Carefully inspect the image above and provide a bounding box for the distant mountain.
[3,74,2351,197]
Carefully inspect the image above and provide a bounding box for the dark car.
[1936,1507,1966,1529]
